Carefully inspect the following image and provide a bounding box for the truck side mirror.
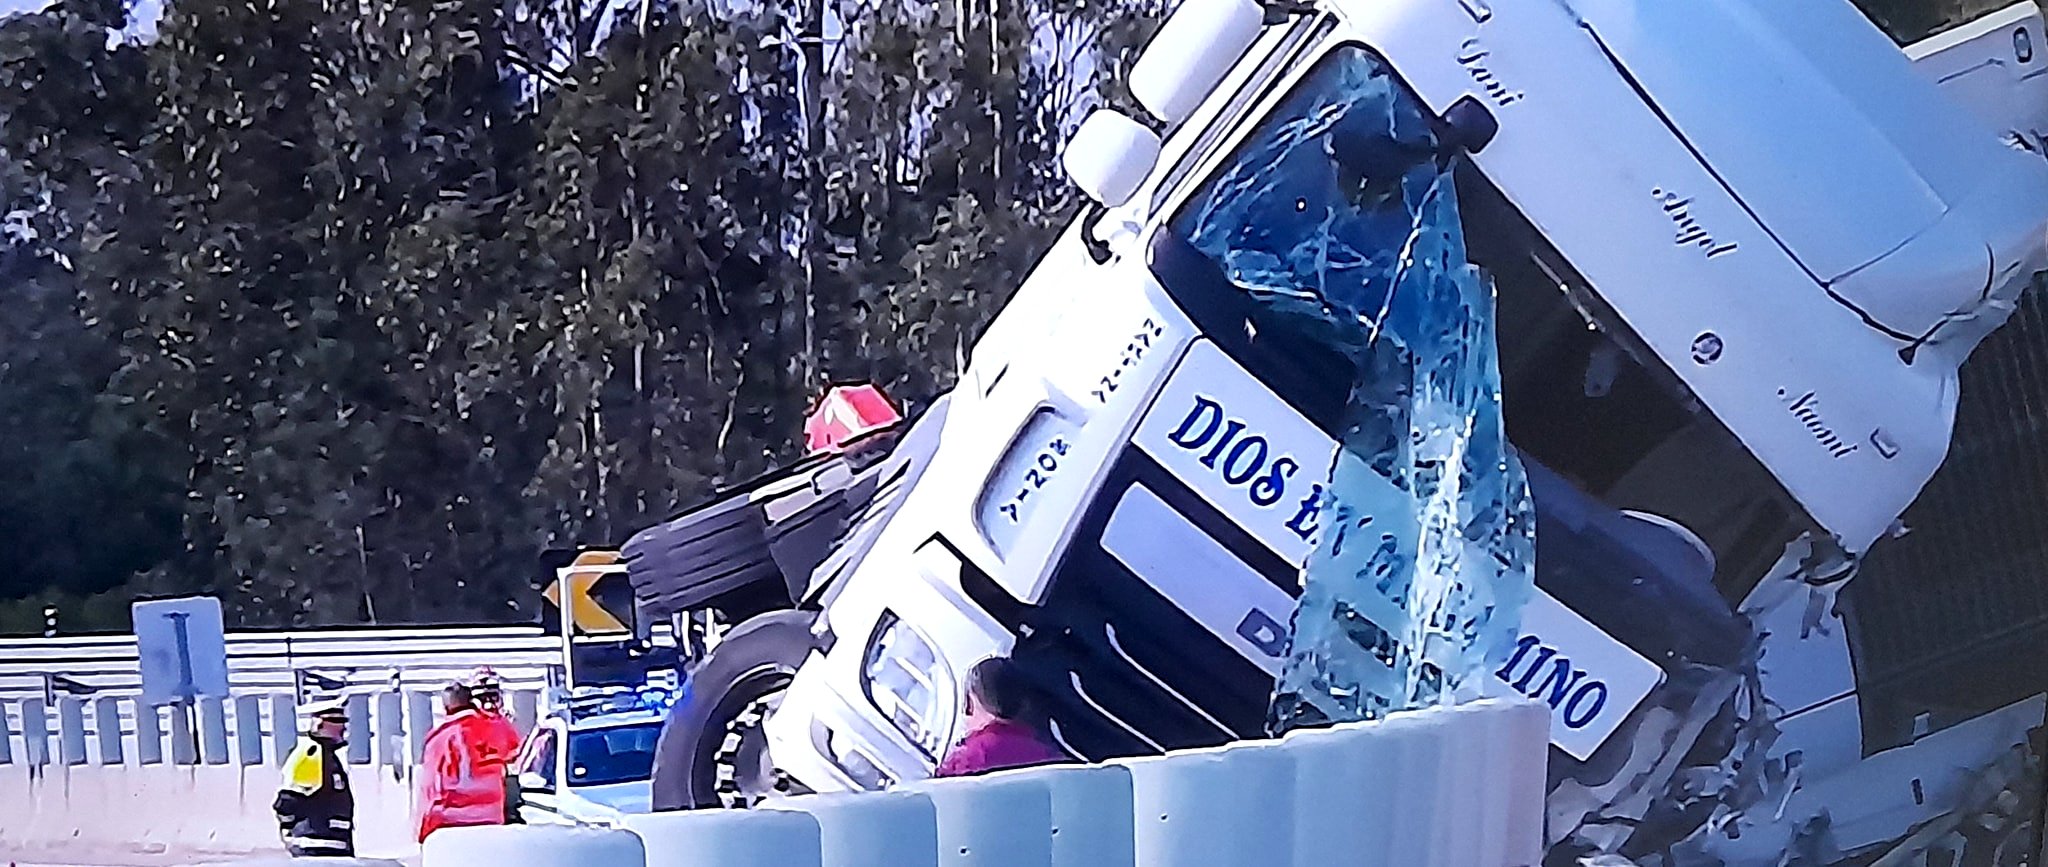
[1439,96,1499,155]
[1063,110,1162,209]
[519,770,554,794]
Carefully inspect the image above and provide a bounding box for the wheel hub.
[709,681,805,808]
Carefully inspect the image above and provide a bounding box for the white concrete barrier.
[1118,742,1296,867]
[0,762,419,860]
[1010,763,1135,867]
[424,824,645,867]
[628,808,824,866]
[1382,711,1446,866]
[1496,698,1550,867]
[770,790,940,867]
[910,771,1056,867]
[2,693,1548,865]
[0,688,542,861]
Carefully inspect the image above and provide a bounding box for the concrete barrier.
[4,694,1550,866]
[910,770,1056,867]
[0,762,418,859]
[424,825,645,867]
[1119,743,1296,867]
[1283,719,1392,866]
[1010,762,1135,867]
[0,688,543,861]
[628,808,824,866]
[771,790,940,867]
[218,859,407,867]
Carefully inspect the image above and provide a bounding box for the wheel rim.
[705,666,807,809]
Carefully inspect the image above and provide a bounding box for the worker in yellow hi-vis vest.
[273,698,356,857]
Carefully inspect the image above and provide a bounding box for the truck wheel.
[651,610,816,811]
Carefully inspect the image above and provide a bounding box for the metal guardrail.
[0,625,564,703]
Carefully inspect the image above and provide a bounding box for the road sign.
[132,596,230,707]
[543,550,632,636]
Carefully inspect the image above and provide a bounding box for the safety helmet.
[299,697,349,733]
[465,666,503,692]
[465,666,505,709]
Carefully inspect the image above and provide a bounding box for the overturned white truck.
[627,0,2048,861]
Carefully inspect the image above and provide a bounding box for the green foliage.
[0,0,1162,629]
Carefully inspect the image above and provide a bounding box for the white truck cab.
[629,0,2048,861]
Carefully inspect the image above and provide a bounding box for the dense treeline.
[0,0,1158,630]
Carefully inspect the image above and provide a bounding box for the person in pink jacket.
[934,656,1067,778]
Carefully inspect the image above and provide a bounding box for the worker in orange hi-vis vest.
[464,666,527,823]
[415,682,514,842]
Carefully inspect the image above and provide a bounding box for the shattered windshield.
[1160,44,1539,728]
[1170,46,1443,339]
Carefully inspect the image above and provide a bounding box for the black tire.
[651,610,816,811]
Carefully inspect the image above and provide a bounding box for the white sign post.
[133,596,230,761]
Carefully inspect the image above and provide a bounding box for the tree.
[81,0,553,625]
[0,0,181,620]
[5,0,1168,629]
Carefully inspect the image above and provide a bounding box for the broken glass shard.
[1167,45,1538,729]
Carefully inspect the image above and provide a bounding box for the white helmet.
[298,697,349,733]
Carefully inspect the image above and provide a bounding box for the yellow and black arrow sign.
[543,550,632,636]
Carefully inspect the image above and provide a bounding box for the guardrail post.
[771,791,939,867]
[57,696,88,766]
[199,696,231,765]
[628,809,823,866]
[376,691,404,767]
[169,702,198,765]
[344,693,371,764]
[135,702,164,765]
[22,697,50,766]
[0,697,15,764]
[233,694,265,766]
[510,689,538,733]
[407,690,435,762]
[93,696,124,765]
[270,693,299,764]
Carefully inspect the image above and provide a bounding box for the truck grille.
[994,454,1284,762]
[1843,279,2048,751]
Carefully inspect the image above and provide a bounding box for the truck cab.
[635,0,2048,860]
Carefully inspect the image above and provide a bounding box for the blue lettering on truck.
[1236,608,1291,659]
[1164,394,1305,508]
[1133,340,1663,762]
[1495,635,1612,731]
